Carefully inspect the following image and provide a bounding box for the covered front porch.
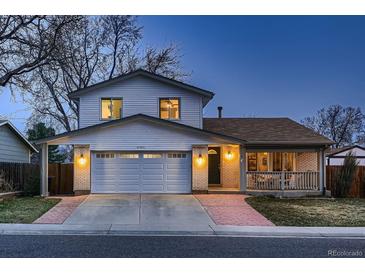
[197,145,326,196]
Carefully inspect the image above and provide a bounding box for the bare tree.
[143,45,188,80]
[302,105,364,148]
[8,16,186,133]
[0,16,80,87]
[100,15,142,78]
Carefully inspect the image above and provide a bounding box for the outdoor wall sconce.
[197,153,203,165]
[226,150,233,160]
[78,153,86,166]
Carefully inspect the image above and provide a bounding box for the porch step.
[208,188,241,194]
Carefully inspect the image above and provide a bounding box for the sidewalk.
[0,223,365,238]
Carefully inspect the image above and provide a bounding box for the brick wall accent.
[192,146,208,192]
[296,152,318,171]
[74,145,91,193]
[221,145,240,188]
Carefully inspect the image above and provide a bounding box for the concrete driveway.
[63,194,214,226]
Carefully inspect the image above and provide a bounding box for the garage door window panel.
[143,153,162,159]
[168,153,187,159]
[96,153,115,159]
[118,153,139,159]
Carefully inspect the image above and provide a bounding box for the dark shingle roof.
[203,117,333,146]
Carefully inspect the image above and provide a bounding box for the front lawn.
[246,197,365,226]
[0,197,60,223]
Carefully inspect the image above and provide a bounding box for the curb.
[0,224,365,238]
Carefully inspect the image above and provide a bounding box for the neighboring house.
[36,69,333,197]
[0,120,38,163]
[326,145,365,166]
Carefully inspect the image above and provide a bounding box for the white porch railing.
[247,171,320,191]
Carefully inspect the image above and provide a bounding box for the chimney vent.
[217,106,223,118]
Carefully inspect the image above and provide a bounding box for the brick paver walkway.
[33,195,87,224]
[194,194,274,226]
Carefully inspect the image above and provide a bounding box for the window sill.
[100,118,121,121]
[160,118,181,121]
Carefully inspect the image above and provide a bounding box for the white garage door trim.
[91,151,192,193]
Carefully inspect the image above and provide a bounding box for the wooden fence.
[48,163,73,195]
[0,162,73,195]
[326,166,365,198]
[0,162,39,192]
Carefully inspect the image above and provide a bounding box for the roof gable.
[35,114,245,145]
[0,120,38,152]
[69,69,214,106]
[326,145,365,157]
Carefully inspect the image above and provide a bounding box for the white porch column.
[319,148,325,194]
[40,143,49,197]
[240,145,247,192]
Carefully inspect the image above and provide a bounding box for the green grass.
[246,197,365,226]
[0,197,60,223]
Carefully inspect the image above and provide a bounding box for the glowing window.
[118,153,139,159]
[159,98,180,120]
[101,98,122,120]
[247,153,257,171]
[143,153,162,159]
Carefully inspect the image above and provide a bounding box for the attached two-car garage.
[91,151,191,193]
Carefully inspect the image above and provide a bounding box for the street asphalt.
[0,234,364,258]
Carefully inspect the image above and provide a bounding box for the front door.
[208,147,221,185]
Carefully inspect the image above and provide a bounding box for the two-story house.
[36,69,333,196]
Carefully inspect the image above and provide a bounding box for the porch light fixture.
[226,150,233,160]
[197,153,203,165]
[78,153,86,166]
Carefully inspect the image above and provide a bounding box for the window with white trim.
[159,98,180,120]
[101,98,122,120]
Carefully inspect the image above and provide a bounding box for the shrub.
[23,173,40,196]
[335,151,358,197]
[0,170,14,193]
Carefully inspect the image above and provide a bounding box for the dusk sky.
[1,16,365,132]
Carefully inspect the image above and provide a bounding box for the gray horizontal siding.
[49,120,234,150]
[0,125,30,163]
[79,75,203,129]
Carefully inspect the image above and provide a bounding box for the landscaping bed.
[0,197,61,223]
[246,197,365,226]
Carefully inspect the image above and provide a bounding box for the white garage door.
[91,151,191,193]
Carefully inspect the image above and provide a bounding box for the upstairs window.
[101,98,122,120]
[159,98,180,120]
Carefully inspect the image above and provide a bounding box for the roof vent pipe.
[218,106,223,118]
